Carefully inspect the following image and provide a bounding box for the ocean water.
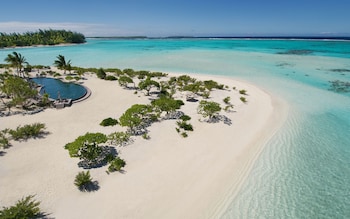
[1,39,350,218]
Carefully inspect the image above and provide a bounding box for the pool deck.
[72,84,91,104]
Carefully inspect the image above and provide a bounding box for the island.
[0,54,288,218]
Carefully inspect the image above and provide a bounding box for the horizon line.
[87,35,350,40]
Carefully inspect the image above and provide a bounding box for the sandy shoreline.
[0,72,288,218]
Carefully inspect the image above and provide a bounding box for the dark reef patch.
[277,49,313,55]
[328,80,350,93]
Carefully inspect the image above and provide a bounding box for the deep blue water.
[31,77,86,100]
[1,38,350,218]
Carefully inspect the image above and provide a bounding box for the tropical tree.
[54,54,72,74]
[96,68,106,79]
[118,75,134,88]
[4,52,28,77]
[151,96,184,115]
[0,29,86,48]
[64,132,108,157]
[138,77,160,96]
[119,104,153,133]
[197,100,222,120]
[0,76,37,109]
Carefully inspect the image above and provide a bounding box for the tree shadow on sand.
[78,181,100,192]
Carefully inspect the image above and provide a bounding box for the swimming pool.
[31,77,87,101]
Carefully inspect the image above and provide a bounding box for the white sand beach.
[0,72,288,218]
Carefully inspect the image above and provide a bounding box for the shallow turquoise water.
[1,39,349,218]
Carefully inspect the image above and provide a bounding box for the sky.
[0,0,349,37]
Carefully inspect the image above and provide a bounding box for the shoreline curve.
[0,71,289,219]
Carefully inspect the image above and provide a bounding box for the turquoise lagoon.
[1,38,349,218]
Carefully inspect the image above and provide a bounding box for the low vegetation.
[240,96,247,103]
[108,132,131,146]
[175,114,193,138]
[0,130,10,149]
[223,96,234,112]
[100,117,118,126]
[1,57,253,197]
[0,75,38,110]
[74,171,99,192]
[0,123,47,152]
[8,123,46,141]
[197,100,222,120]
[239,89,247,95]
[0,195,44,218]
[108,157,126,172]
[64,132,108,157]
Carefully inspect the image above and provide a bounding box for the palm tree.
[4,52,28,77]
[54,55,72,74]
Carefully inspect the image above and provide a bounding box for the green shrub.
[74,171,93,191]
[65,75,73,81]
[142,133,150,139]
[97,68,106,79]
[0,195,42,219]
[0,130,10,149]
[8,123,46,141]
[223,96,231,104]
[240,97,247,103]
[65,132,108,157]
[100,117,118,126]
[108,157,126,172]
[105,75,117,81]
[177,121,193,131]
[224,105,234,112]
[197,100,222,119]
[53,72,61,77]
[202,91,210,99]
[181,132,188,138]
[180,114,191,121]
[108,132,131,146]
[239,89,247,95]
[78,142,103,162]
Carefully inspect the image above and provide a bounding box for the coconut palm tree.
[4,52,28,77]
[54,55,72,74]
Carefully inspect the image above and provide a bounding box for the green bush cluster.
[176,115,193,138]
[0,130,10,149]
[239,89,247,95]
[240,97,247,103]
[177,121,193,131]
[108,132,131,146]
[8,123,46,141]
[105,75,117,81]
[100,117,118,126]
[96,68,106,79]
[64,132,108,157]
[108,157,126,172]
[180,115,191,121]
[0,195,42,218]
[74,171,93,191]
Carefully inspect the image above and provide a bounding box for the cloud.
[0,21,140,37]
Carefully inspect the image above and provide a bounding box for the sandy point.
[0,72,288,219]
